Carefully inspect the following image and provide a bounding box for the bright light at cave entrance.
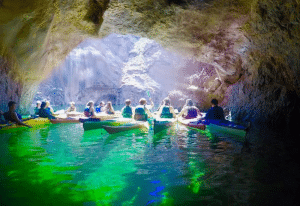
[188,85,199,90]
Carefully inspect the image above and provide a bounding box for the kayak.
[177,117,206,130]
[205,120,247,142]
[50,118,81,124]
[153,117,176,134]
[79,113,120,123]
[0,118,50,132]
[49,113,84,124]
[83,118,134,131]
[102,121,149,134]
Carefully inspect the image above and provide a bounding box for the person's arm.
[111,107,115,114]
[157,106,163,118]
[132,107,135,119]
[177,107,186,118]
[50,107,54,114]
[195,107,202,117]
[148,98,154,110]
[145,106,152,118]
[12,112,32,128]
[205,108,212,120]
[219,107,225,120]
[90,107,96,117]
[170,106,177,118]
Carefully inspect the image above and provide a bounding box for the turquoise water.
[0,123,217,206]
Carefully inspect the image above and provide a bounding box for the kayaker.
[95,101,105,113]
[34,101,41,115]
[133,98,154,121]
[121,99,133,118]
[104,101,115,115]
[205,99,225,120]
[178,99,202,119]
[3,101,32,127]
[45,101,54,115]
[38,102,56,119]
[0,110,7,124]
[66,102,76,112]
[84,101,96,117]
[157,98,176,118]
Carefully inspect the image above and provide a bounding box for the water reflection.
[0,123,219,205]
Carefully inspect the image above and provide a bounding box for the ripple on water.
[0,123,246,205]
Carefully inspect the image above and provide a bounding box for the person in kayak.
[104,101,115,115]
[95,101,105,113]
[3,101,32,127]
[133,98,154,121]
[45,101,54,115]
[84,101,96,117]
[121,99,133,118]
[178,99,202,119]
[157,98,176,118]
[66,102,76,112]
[38,102,56,119]
[34,101,41,115]
[0,110,7,124]
[205,99,225,120]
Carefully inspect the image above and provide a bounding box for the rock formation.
[35,33,206,107]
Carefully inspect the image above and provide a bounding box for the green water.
[0,123,217,206]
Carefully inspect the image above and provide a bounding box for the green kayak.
[102,121,149,134]
[153,117,176,134]
[83,118,133,131]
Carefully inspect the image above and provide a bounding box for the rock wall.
[226,0,300,143]
[0,57,23,112]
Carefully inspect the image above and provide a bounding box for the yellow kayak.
[0,118,50,132]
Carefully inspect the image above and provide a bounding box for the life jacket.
[84,107,92,117]
[3,111,22,122]
[134,105,148,121]
[122,106,133,118]
[95,106,101,113]
[34,107,40,115]
[160,106,173,118]
[38,109,56,119]
[184,107,198,119]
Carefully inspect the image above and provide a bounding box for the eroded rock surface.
[35,34,202,107]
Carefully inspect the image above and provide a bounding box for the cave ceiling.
[1,0,299,113]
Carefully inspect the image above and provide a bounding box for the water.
[0,123,222,206]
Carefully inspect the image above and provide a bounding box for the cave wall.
[0,57,23,112]
[225,0,300,143]
[0,0,110,113]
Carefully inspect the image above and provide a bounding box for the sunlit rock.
[35,34,199,107]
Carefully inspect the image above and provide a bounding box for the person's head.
[186,99,193,106]
[8,101,17,110]
[164,98,171,106]
[70,102,75,107]
[125,99,131,106]
[211,99,218,106]
[99,101,105,107]
[41,102,47,109]
[139,98,147,105]
[45,101,50,108]
[86,101,94,107]
[107,101,112,108]
[36,101,41,107]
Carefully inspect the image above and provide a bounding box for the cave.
[1,0,300,205]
